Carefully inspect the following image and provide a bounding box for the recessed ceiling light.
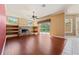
[42,4,46,7]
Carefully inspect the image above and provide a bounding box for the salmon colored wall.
[0,4,6,54]
[0,5,6,15]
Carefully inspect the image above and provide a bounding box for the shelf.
[7,31,18,33]
[6,24,18,26]
[6,34,18,38]
[6,24,19,38]
[6,27,18,29]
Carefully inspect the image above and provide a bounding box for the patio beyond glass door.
[39,22,50,33]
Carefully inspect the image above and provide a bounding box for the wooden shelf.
[32,26,38,33]
[7,31,18,33]
[6,34,18,38]
[7,27,18,29]
[6,25,19,38]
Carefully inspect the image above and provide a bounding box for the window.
[27,20,33,26]
[7,16,18,25]
[65,19,73,33]
[40,22,50,32]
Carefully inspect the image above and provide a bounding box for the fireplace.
[19,26,30,36]
[22,29,28,33]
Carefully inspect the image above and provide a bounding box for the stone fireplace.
[19,26,32,36]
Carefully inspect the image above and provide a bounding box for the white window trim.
[65,19,73,33]
[76,16,79,36]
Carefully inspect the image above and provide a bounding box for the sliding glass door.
[39,22,50,32]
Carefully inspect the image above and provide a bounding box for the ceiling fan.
[31,11,39,20]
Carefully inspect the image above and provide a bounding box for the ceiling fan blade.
[30,11,39,20]
[35,16,39,19]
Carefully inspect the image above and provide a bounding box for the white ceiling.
[5,4,69,20]
[66,4,79,15]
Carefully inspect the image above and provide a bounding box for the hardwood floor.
[3,34,52,55]
[3,33,65,55]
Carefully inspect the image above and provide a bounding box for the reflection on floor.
[3,33,52,55]
[62,36,79,55]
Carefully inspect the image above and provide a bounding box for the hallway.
[3,33,52,55]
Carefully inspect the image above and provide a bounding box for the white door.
[76,16,79,36]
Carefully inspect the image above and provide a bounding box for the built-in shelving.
[6,25,19,38]
[32,26,39,35]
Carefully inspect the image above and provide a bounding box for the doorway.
[38,19,50,34]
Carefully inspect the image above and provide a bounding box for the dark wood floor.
[3,34,52,55]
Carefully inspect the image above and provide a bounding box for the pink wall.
[0,4,6,54]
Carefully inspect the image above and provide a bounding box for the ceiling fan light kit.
[32,11,39,20]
